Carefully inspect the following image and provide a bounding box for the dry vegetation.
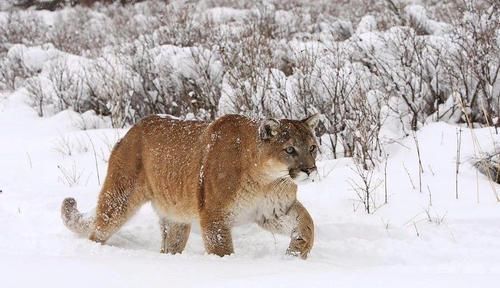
[0,0,499,169]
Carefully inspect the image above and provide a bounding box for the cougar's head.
[259,114,320,183]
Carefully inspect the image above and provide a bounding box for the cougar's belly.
[150,184,200,223]
[149,163,200,221]
[152,199,199,223]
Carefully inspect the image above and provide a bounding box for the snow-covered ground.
[1,90,500,287]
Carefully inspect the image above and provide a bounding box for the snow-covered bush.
[443,5,500,126]
[0,11,49,53]
[1,0,499,167]
[49,7,114,57]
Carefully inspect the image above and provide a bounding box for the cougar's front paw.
[286,231,313,259]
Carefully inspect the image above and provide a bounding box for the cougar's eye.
[310,145,317,153]
[285,146,296,154]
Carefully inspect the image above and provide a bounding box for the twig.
[384,154,389,204]
[427,184,432,206]
[412,131,424,193]
[455,128,462,199]
[403,162,416,190]
[26,152,32,169]
[413,222,420,237]
[85,132,101,185]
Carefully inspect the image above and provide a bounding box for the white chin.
[292,172,311,184]
[292,171,319,184]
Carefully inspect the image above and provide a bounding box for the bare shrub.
[57,162,84,187]
[85,55,134,127]
[47,59,90,112]
[356,27,443,133]
[25,77,49,117]
[444,3,500,127]
[475,152,500,184]
[50,7,113,56]
[349,163,383,214]
[0,52,36,90]
[0,11,48,52]
[4,0,499,171]
[218,6,283,117]
[155,3,215,48]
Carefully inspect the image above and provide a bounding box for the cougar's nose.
[301,166,317,176]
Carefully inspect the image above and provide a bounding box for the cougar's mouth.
[289,169,309,182]
[289,168,318,183]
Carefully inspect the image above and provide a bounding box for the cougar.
[62,114,320,259]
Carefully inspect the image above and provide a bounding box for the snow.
[153,44,223,89]
[0,1,499,280]
[405,4,452,35]
[1,89,500,287]
[203,7,251,24]
[7,44,61,72]
[356,15,377,34]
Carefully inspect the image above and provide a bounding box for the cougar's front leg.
[286,203,314,259]
[258,201,314,259]
[159,219,191,254]
[200,213,234,257]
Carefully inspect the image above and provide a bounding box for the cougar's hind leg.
[89,179,147,244]
[159,218,191,254]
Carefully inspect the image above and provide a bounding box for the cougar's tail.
[61,198,95,236]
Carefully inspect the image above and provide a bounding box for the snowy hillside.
[1,87,500,287]
[1,0,500,287]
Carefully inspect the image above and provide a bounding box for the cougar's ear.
[302,113,320,130]
[259,118,280,140]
